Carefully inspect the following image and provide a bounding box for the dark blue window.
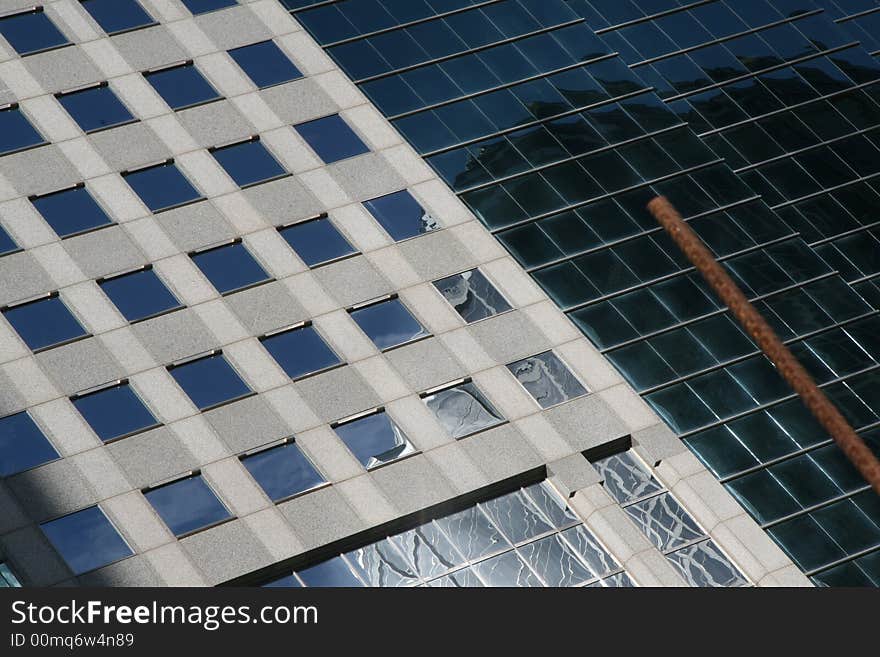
[261,324,341,380]
[81,0,155,35]
[41,506,132,575]
[191,241,270,295]
[72,382,158,443]
[31,185,112,238]
[144,62,220,110]
[0,224,19,257]
[0,106,45,156]
[0,411,58,477]
[144,475,230,537]
[0,9,68,56]
[56,84,134,133]
[279,218,356,267]
[169,353,251,410]
[294,115,369,163]
[228,40,302,88]
[297,558,363,587]
[98,267,181,323]
[262,574,301,587]
[211,138,286,188]
[180,0,237,15]
[363,189,438,241]
[3,296,87,352]
[350,297,428,351]
[124,161,201,212]
[334,411,416,469]
[241,442,325,501]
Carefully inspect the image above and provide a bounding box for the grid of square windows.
[143,61,221,111]
[2,294,88,352]
[257,480,633,587]
[31,185,113,238]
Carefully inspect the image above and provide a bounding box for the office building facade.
[0,0,876,587]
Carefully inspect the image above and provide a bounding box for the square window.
[98,267,181,323]
[72,382,159,443]
[144,62,220,111]
[180,0,238,15]
[2,295,87,352]
[31,185,112,238]
[228,40,302,88]
[81,0,155,35]
[507,351,587,408]
[144,475,230,537]
[241,442,325,501]
[169,353,252,410]
[210,138,286,188]
[433,269,512,323]
[1,224,19,257]
[349,297,429,351]
[0,9,68,56]
[41,506,132,575]
[0,105,45,156]
[334,410,416,469]
[294,114,369,164]
[123,161,201,212]
[261,324,341,380]
[363,189,440,242]
[0,411,58,477]
[279,217,356,267]
[422,381,504,440]
[56,84,134,133]
[190,241,271,295]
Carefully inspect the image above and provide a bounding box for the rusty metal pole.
[647,196,880,496]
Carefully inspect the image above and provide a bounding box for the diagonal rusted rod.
[647,196,880,496]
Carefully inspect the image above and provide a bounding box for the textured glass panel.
[593,572,635,587]
[507,351,587,408]
[191,242,270,294]
[57,85,134,133]
[73,383,158,443]
[81,0,154,34]
[625,492,704,553]
[522,481,579,528]
[169,354,251,410]
[294,115,369,163]
[260,325,341,380]
[280,218,356,267]
[391,523,465,580]
[145,475,230,537]
[0,562,21,587]
[473,551,542,587]
[559,525,618,578]
[423,381,504,439]
[0,411,59,477]
[228,40,302,88]
[345,540,419,587]
[667,540,748,587]
[480,489,555,544]
[99,268,180,323]
[31,186,112,238]
[434,506,509,561]
[427,568,484,587]
[241,442,325,501]
[519,534,595,586]
[433,269,511,322]
[2,296,87,351]
[144,63,220,110]
[334,410,416,469]
[41,507,132,575]
[349,298,429,351]
[297,557,363,587]
[594,451,664,504]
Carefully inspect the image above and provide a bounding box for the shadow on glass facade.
[282,0,880,586]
